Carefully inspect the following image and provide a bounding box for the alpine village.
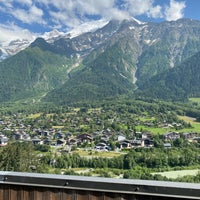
[1,17,200,183]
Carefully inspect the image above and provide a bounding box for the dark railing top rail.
[0,171,199,199]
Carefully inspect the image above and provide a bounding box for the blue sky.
[0,0,199,41]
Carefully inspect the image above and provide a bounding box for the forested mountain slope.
[137,51,200,100]
[0,18,200,103]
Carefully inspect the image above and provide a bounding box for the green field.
[136,114,200,135]
[152,169,200,179]
[189,97,200,104]
[136,125,172,135]
[178,115,200,132]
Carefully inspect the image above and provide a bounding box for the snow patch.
[67,19,109,39]
[42,29,65,43]
[0,38,35,61]
[131,17,146,25]
[129,26,135,30]
[0,26,37,61]
[144,39,157,45]
[119,73,127,79]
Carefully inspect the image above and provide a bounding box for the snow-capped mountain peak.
[0,25,37,61]
[0,17,142,61]
[0,38,36,61]
[66,19,109,39]
[42,29,65,43]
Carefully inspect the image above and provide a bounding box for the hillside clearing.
[152,169,200,179]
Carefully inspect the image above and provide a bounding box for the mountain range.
[0,18,200,104]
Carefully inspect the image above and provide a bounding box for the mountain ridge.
[1,18,200,103]
[0,19,110,61]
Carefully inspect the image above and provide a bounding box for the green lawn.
[139,116,155,122]
[189,98,200,104]
[178,115,200,132]
[136,125,173,135]
[152,169,200,179]
[136,115,200,135]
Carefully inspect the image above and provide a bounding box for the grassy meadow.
[152,169,200,179]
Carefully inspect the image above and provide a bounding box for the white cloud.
[12,5,44,24]
[44,0,117,26]
[39,0,134,29]
[147,5,163,18]
[0,0,13,8]
[103,8,131,21]
[0,1,44,25]
[43,0,186,29]
[165,0,186,21]
[15,0,33,6]
[0,0,187,32]
[49,10,80,29]
[124,0,162,18]
[29,5,43,19]
[0,23,36,44]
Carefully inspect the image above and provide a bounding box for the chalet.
[38,130,50,137]
[12,132,23,140]
[43,138,52,145]
[94,143,110,151]
[142,133,148,139]
[23,134,31,141]
[141,138,154,147]
[56,139,66,146]
[192,137,200,143]
[142,132,153,139]
[32,137,42,145]
[55,132,65,139]
[117,135,126,141]
[163,143,172,148]
[0,135,8,146]
[182,132,198,140]
[77,133,93,143]
[68,138,77,146]
[164,132,180,141]
[132,139,142,147]
[119,140,132,149]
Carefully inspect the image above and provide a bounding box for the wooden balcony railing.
[0,171,199,199]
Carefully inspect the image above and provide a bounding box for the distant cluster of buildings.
[0,113,199,150]
[0,125,199,151]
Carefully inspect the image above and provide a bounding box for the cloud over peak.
[0,0,186,32]
[165,0,186,21]
[0,23,36,45]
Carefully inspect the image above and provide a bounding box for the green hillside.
[138,51,200,100]
[1,19,200,104]
[44,42,136,104]
[0,46,71,102]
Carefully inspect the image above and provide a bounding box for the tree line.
[1,142,200,183]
